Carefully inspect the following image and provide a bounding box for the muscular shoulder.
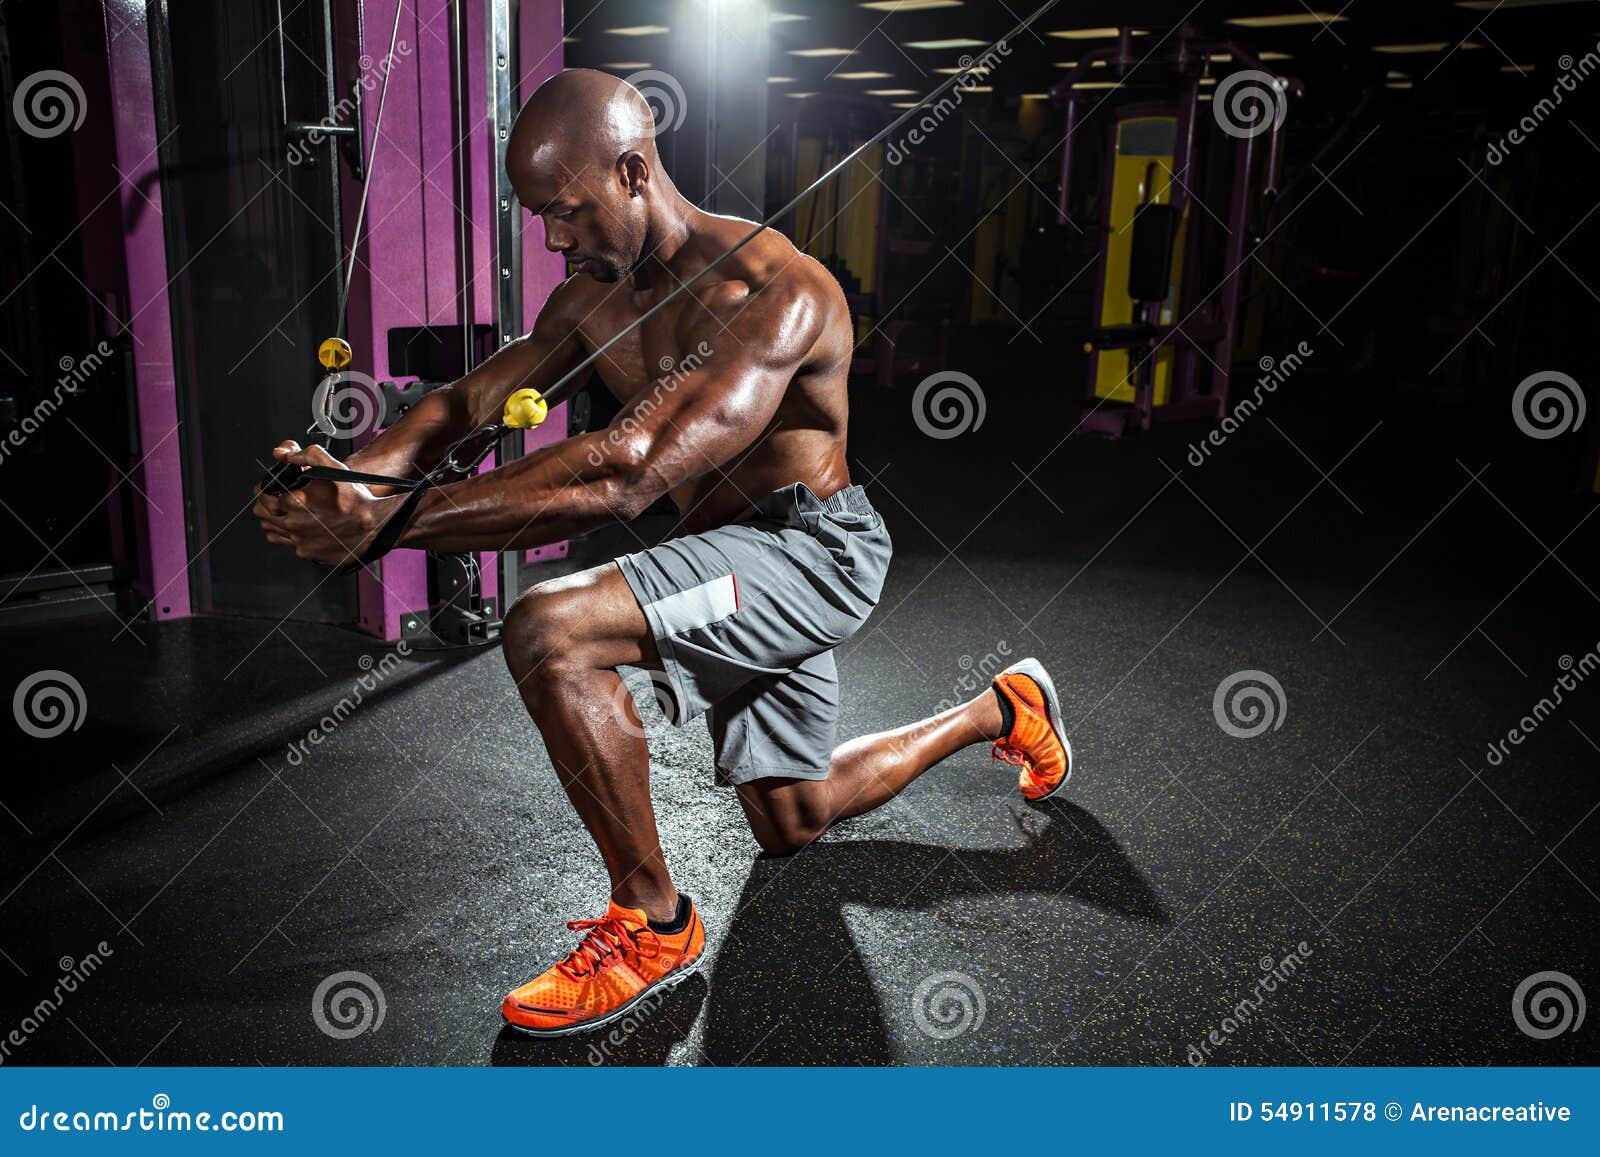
[678,219,850,367]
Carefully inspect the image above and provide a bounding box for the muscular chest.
[577,293,694,405]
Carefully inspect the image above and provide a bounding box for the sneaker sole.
[1003,657,1074,801]
[502,955,703,1039]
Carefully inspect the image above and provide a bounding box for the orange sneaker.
[501,896,706,1037]
[991,658,1073,801]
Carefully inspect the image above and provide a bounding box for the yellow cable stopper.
[502,388,548,429]
[318,337,353,371]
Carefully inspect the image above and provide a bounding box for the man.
[254,70,1072,1037]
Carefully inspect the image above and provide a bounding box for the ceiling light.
[1071,81,1124,89]
[604,25,668,36]
[768,76,797,83]
[834,71,894,79]
[1500,64,1535,72]
[1225,12,1347,28]
[903,38,988,49]
[788,47,856,57]
[866,88,918,96]
[861,0,963,9]
[1049,27,1149,40]
[1373,43,1450,53]
[1259,51,1293,60]
[1387,81,1414,89]
[786,91,818,98]
[603,62,651,69]
[769,11,808,21]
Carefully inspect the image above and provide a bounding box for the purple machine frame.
[92,0,565,638]
[338,0,567,639]
[1051,27,1303,437]
[74,0,192,620]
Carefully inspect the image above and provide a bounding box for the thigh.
[508,560,663,671]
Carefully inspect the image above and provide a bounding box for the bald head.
[507,70,673,281]
[511,69,661,186]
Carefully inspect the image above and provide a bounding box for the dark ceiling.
[563,0,1600,107]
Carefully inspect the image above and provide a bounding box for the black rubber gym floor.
[3,370,1596,1066]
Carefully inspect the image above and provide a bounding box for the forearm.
[386,431,651,553]
[344,385,473,488]
[343,333,572,488]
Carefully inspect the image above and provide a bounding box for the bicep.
[453,289,588,425]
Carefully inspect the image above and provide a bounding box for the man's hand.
[253,441,384,567]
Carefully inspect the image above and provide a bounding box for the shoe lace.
[990,739,1033,773]
[556,914,661,979]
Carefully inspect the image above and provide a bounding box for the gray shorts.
[615,482,891,786]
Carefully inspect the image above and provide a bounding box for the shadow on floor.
[489,799,1161,1066]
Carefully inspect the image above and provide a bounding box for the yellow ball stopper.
[502,388,549,429]
[318,337,353,371]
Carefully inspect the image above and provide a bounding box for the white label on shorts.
[649,572,739,636]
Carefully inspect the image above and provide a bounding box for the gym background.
[0,0,1595,1067]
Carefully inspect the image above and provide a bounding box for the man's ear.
[619,151,649,198]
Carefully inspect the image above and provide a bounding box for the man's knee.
[502,581,587,680]
[743,786,831,856]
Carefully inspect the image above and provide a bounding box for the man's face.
[522,162,644,284]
